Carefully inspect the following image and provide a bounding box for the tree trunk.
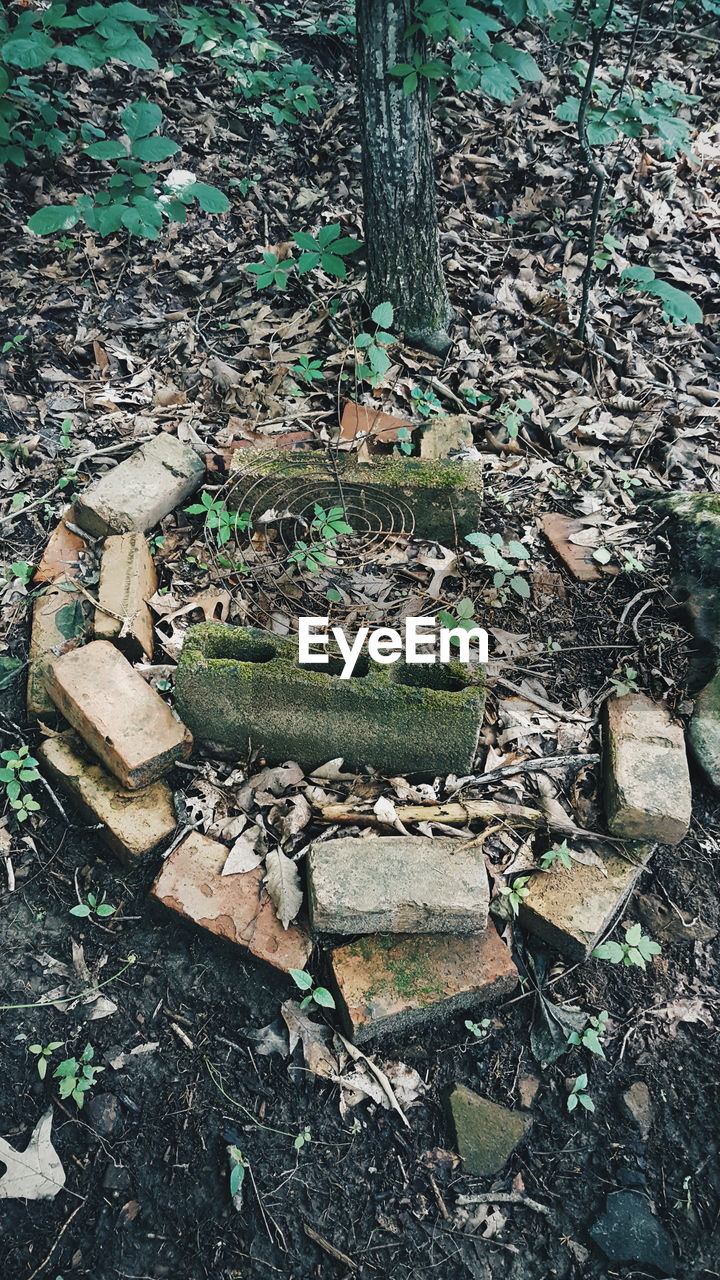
[355,0,453,354]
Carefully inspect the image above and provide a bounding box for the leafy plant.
[291,355,325,386]
[310,504,353,542]
[354,302,396,388]
[620,266,703,326]
[465,530,531,600]
[567,1072,595,1113]
[593,231,623,271]
[69,890,117,921]
[28,1040,63,1081]
[465,1017,491,1039]
[245,251,295,291]
[411,386,443,418]
[568,1010,608,1058]
[287,540,336,574]
[493,395,533,440]
[227,1144,248,1205]
[58,417,73,450]
[0,744,41,822]
[497,874,531,917]
[53,1043,103,1109]
[539,839,573,872]
[185,492,251,549]
[294,1125,312,1150]
[7,559,34,586]
[289,968,336,1010]
[389,51,449,96]
[609,665,639,696]
[395,426,413,456]
[556,68,698,158]
[593,923,661,971]
[2,333,26,353]
[294,223,362,279]
[437,597,476,646]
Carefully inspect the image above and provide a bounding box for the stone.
[73,434,204,537]
[307,835,489,935]
[651,493,720,646]
[636,891,716,943]
[604,693,691,844]
[518,839,653,961]
[622,1081,652,1138]
[228,448,483,545]
[86,1093,122,1136]
[175,623,484,777]
[27,589,88,719]
[33,510,85,586]
[95,532,157,661]
[329,923,517,1042]
[419,414,473,460]
[149,830,311,973]
[39,730,177,864]
[448,1084,529,1177]
[102,1164,132,1192]
[688,668,720,789]
[46,640,192,789]
[589,1190,676,1274]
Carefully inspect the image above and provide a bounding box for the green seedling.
[437,598,476,646]
[291,354,325,385]
[69,891,117,921]
[465,530,531,600]
[7,560,34,586]
[593,923,661,970]
[354,301,396,388]
[540,840,573,871]
[28,1041,63,1081]
[0,745,41,821]
[465,1017,491,1040]
[2,334,26,353]
[53,1043,103,1108]
[494,396,533,440]
[395,426,413,456]
[289,968,336,1010]
[410,385,442,418]
[497,874,531,917]
[287,540,336,573]
[245,251,295,290]
[309,504,353,542]
[294,1125,312,1150]
[567,1073,595,1113]
[568,1010,609,1058]
[610,665,640,696]
[185,491,251,549]
[59,417,73,449]
[294,223,362,278]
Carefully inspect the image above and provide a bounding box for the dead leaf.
[222,829,263,875]
[264,848,303,928]
[0,1109,65,1201]
[281,1000,337,1078]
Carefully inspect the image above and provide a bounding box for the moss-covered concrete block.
[652,493,720,643]
[688,668,720,789]
[229,449,482,545]
[175,623,485,776]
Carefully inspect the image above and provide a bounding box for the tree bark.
[355,0,453,354]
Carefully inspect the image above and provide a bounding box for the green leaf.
[312,987,336,1009]
[54,599,86,640]
[371,301,394,328]
[593,546,612,564]
[289,968,313,990]
[69,904,91,917]
[132,136,179,162]
[593,940,625,963]
[318,222,340,246]
[507,540,530,559]
[96,903,116,917]
[579,1094,595,1111]
[294,231,318,251]
[621,265,656,284]
[583,1029,605,1057]
[644,279,703,325]
[229,1162,245,1198]
[121,100,162,140]
[625,923,642,946]
[494,43,542,81]
[567,1092,578,1111]
[121,204,161,239]
[510,575,530,599]
[479,61,521,105]
[85,139,128,160]
[187,182,230,213]
[28,206,80,235]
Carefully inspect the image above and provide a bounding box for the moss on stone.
[653,493,720,583]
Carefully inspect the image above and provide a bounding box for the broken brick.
[39,730,176,864]
[339,401,412,450]
[95,532,157,662]
[33,510,86,586]
[604,693,691,844]
[448,1084,529,1177]
[27,589,87,719]
[73,433,205,537]
[541,513,613,582]
[329,924,517,1043]
[149,830,311,973]
[46,639,192,789]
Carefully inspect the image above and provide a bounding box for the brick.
[149,830,311,973]
[419,414,473,460]
[95,533,157,661]
[604,693,691,843]
[339,401,412,449]
[175,623,484,777]
[519,839,653,961]
[688,668,720,788]
[39,730,176,864]
[330,924,517,1043]
[541,513,617,582]
[46,640,192,789]
[307,835,489,935]
[73,434,204,537]
[27,589,88,719]
[448,1084,529,1177]
[229,449,482,545]
[34,510,86,586]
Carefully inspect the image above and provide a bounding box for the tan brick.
[39,730,176,864]
[73,434,204,537]
[519,839,653,961]
[95,533,157,661]
[604,693,691,844]
[27,589,88,719]
[46,640,192,789]
[419,414,473,460]
[34,510,86,586]
[149,831,311,974]
[330,924,517,1043]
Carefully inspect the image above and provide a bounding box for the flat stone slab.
[604,693,691,844]
[330,924,517,1042]
[589,1191,676,1274]
[448,1084,529,1177]
[175,624,484,777]
[149,830,311,974]
[307,835,489,935]
[519,839,653,961]
[39,730,176,864]
[95,532,157,661]
[688,668,720,789]
[27,588,88,719]
[73,434,204,537]
[46,640,192,789]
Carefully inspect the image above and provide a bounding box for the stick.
[303,1223,357,1270]
[457,1192,551,1218]
[319,799,543,827]
[457,753,600,790]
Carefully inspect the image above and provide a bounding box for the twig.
[26,1200,86,1280]
[318,799,543,828]
[337,1033,410,1128]
[303,1223,357,1270]
[456,1192,552,1217]
[456,753,600,791]
[492,676,593,722]
[576,0,616,342]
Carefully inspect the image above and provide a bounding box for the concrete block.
[448,1084,529,1176]
[175,623,484,777]
[73,434,204,537]
[519,839,653,961]
[95,532,157,661]
[149,830,311,973]
[46,640,192,789]
[39,730,176,864]
[307,835,489,935]
[604,693,691,844]
[330,924,517,1043]
[688,669,720,789]
[27,589,88,719]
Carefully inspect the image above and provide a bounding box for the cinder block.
[330,924,517,1042]
[307,835,489,935]
[46,640,192,789]
[95,532,157,661]
[149,830,311,974]
[73,434,204,537]
[27,589,88,719]
[604,693,691,844]
[39,730,176,863]
[174,623,485,777]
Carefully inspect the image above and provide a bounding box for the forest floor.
[1,3,719,1278]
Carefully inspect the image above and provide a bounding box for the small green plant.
[58,417,73,449]
[57,466,77,494]
[437,597,476,646]
[310,504,353,542]
[185,491,251,549]
[53,1043,103,1108]
[245,251,296,290]
[7,560,34,586]
[610,666,640,696]
[287,540,336,574]
[465,1017,491,1039]
[411,385,443,418]
[69,890,117,921]
[0,744,41,821]
[556,70,698,158]
[465,531,531,600]
[227,1144,248,1204]
[493,395,533,440]
[619,265,702,326]
[291,355,325,386]
[568,1010,608,1058]
[389,50,449,95]
[294,223,362,279]
[28,1040,63,1081]
[567,1073,595,1113]
[593,923,661,971]
[540,839,573,871]
[354,302,396,388]
[289,968,336,1010]
[2,333,26,353]
[498,874,531,917]
[395,426,413,456]
[294,1125,312,1150]
[593,232,623,271]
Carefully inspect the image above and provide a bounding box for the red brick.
[149,831,311,974]
[339,401,413,450]
[34,510,86,586]
[541,513,618,582]
[27,589,88,719]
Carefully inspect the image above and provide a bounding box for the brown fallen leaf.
[0,1109,65,1201]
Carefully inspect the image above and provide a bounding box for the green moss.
[348,934,447,1006]
[653,493,720,583]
